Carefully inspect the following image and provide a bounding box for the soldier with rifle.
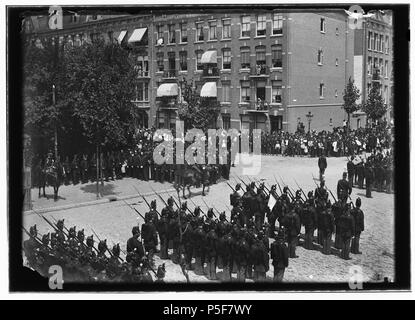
[205,223,218,280]
[337,203,355,260]
[302,192,318,250]
[320,202,335,255]
[282,208,301,258]
[141,216,158,267]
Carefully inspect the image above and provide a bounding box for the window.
[320,18,326,33]
[240,47,250,69]
[384,85,388,102]
[168,52,176,72]
[222,48,231,70]
[380,35,384,52]
[180,23,188,43]
[370,32,375,50]
[255,46,266,66]
[335,58,338,66]
[196,50,203,70]
[241,16,250,37]
[222,82,231,102]
[368,31,372,49]
[196,22,204,41]
[385,35,389,53]
[179,51,187,71]
[319,83,325,98]
[368,56,372,75]
[222,19,231,39]
[136,54,149,76]
[335,89,338,97]
[271,44,282,68]
[208,20,217,40]
[379,58,383,76]
[157,52,164,72]
[385,60,388,78]
[168,24,176,44]
[374,57,378,71]
[375,33,380,51]
[157,25,164,44]
[272,83,282,103]
[317,49,323,65]
[241,80,250,102]
[272,14,283,35]
[136,82,149,101]
[71,14,78,23]
[222,114,231,130]
[256,14,266,36]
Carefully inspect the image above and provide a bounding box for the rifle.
[121,198,146,220]
[278,174,295,200]
[201,197,218,218]
[175,189,190,283]
[273,174,283,194]
[293,178,307,201]
[187,196,207,216]
[91,228,124,262]
[22,227,52,250]
[133,185,161,217]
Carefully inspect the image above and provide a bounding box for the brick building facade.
[25,9,360,133]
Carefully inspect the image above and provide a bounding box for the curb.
[24,187,178,215]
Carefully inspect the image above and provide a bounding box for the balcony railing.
[249,100,270,111]
[136,70,150,77]
[250,65,270,76]
[202,66,220,77]
[162,69,177,78]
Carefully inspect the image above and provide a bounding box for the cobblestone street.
[23,154,395,283]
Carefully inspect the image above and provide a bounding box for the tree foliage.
[361,71,387,121]
[342,76,361,117]
[176,79,221,131]
[23,39,139,155]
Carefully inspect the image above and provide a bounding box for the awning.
[117,30,127,43]
[200,82,217,97]
[157,83,179,97]
[128,28,147,43]
[201,50,217,64]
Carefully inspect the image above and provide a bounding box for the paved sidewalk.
[28,177,178,213]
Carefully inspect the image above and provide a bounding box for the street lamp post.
[306,111,314,133]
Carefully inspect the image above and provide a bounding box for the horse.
[45,163,63,201]
[174,163,210,199]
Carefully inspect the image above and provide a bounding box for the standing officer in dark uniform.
[318,154,327,181]
[347,156,355,186]
[71,154,80,184]
[126,226,145,266]
[351,198,364,254]
[321,202,335,255]
[338,204,355,260]
[337,172,352,202]
[302,192,317,250]
[141,216,158,267]
[365,161,374,198]
[270,229,289,282]
[282,208,301,258]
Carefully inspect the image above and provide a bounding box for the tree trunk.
[96,144,99,199]
[347,112,351,133]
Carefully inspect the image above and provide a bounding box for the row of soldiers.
[137,173,364,282]
[32,150,229,190]
[23,218,167,284]
[346,151,394,197]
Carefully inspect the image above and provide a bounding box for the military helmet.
[56,219,65,231]
[157,263,166,279]
[68,226,76,238]
[194,206,201,216]
[77,229,85,242]
[132,225,141,236]
[283,186,289,193]
[167,197,174,206]
[98,239,107,253]
[29,225,37,237]
[181,201,187,210]
[151,199,157,209]
[86,235,94,247]
[207,208,214,218]
[42,233,50,246]
[356,197,362,207]
[308,191,314,198]
[250,181,256,189]
[296,190,302,197]
[112,243,120,256]
[235,183,241,190]
[219,212,226,221]
[271,184,277,191]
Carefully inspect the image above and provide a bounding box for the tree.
[361,70,387,124]
[342,77,361,131]
[176,79,221,131]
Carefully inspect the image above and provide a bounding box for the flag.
[267,194,277,211]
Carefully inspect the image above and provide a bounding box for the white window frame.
[180,23,188,43]
[168,24,176,44]
[272,14,283,35]
[222,49,231,70]
[222,18,231,39]
[272,85,282,103]
[222,82,231,102]
[256,14,267,37]
[208,20,217,40]
[241,15,251,38]
[319,83,325,98]
[318,49,323,65]
[196,50,203,70]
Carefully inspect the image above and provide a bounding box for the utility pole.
[52,84,58,159]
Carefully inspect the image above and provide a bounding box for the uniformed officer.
[351,198,364,254]
[270,229,289,282]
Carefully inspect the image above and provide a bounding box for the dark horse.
[44,163,63,201]
[174,163,210,199]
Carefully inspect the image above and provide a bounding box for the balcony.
[162,69,177,79]
[136,70,150,78]
[250,65,270,78]
[202,66,220,78]
[247,100,270,112]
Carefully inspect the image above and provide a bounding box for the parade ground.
[23,154,395,283]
